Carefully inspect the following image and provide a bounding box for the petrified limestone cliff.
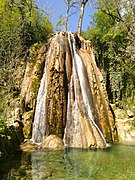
[20,44,47,138]
[30,31,116,149]
[21,44,46,111]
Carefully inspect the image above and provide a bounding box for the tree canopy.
[0,0,53,62]
[83,0,135,107]
[0,0,53,126]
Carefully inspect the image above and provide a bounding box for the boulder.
[20,140,38,152]
[115,107,135,143]
[116,118,135,143]
[41,135,64,150]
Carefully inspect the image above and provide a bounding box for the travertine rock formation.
[31,31,116,149]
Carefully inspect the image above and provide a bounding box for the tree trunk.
[78,0,88,35]
[78,1,84,35]
[65,2,70,31]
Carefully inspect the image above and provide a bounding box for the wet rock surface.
[31,31,116,149]
[20,44,46,111]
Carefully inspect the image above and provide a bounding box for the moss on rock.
[22,110,34,139]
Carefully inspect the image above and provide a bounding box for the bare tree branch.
[78,0,89,35]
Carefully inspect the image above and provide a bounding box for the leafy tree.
[0,0,53,68]
[0,0,53,130]
[56,14,66,31]
[84,0,135,107]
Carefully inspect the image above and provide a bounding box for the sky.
[36,0,96,32]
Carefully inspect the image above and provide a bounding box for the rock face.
[114,107,135,143]
[20,43,47,138]
[31,31,116,149]
[22,110,34,139]
[21,44,46,111]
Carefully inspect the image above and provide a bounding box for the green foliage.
[0,91,6,134]
[0,0,53,94]
[56,14,66,31]
[84,0,135,107]
[0,119,5,134]
[0,0,53,60]
[0,0,53,79]
[0,0,53,133]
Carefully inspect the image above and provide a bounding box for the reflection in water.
[1,144,135,179]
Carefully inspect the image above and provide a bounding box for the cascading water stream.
[63,33,107,148]
[31,31,113,148]
[71,36,82,147]
[31,66,47,143]
[31,50,50,143]
[64,33,82,147]
[71,34,107,147]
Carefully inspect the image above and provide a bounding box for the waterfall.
[31,65,47,143]
[31,50,50,143]
[31,31,113,148]
[63,33,106,148]
[71,34,106,147]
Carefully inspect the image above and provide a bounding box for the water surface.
[0,144,135,180]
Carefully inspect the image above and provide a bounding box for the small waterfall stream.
[31,64,47,143]
[31,50,50,143]
[72,34,106,147]
[31,31,114,148]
